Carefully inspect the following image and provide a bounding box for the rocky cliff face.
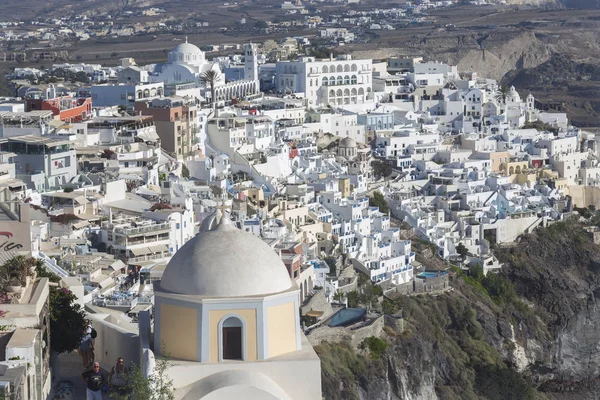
[318,222,600,399]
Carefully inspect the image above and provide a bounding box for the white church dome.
[160,216,294,297]
[168,39,205,66]
[507,86,521,103]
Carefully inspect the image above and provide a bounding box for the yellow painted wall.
[209,309,257,362]
[339,179,351,198]
[160,303,197,361]
[267,302,297,358]
[490,151,510,172]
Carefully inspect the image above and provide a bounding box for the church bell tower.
[244,43,259,83]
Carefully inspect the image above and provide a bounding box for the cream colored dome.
[160,217,294,297]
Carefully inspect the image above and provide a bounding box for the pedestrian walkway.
[51,351,110,400]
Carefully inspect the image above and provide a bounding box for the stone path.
[51,351,111,400]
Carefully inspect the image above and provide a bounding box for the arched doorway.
[219,315,244,361]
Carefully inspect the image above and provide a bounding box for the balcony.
[113,223,171,236]
[128,252,170,264]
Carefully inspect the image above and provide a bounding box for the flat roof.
[5,135,72,147]
[42,191,86,200]
[7,329,38,348]
[0,110,54,119]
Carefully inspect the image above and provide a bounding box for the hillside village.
[0,0,509,65]
[0,34,596,399]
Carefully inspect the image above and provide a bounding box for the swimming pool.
[328,308,366,327]
[417,271,448,279]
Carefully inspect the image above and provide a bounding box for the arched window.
[143,89,150,98]
[351,75,357,84]
[336,76,343,85]
[329,65,336,73]
[219,315,245,361]
[344,64,350,72]
[322,66,328,73]
[344,75,350,85]
[351,64,357,72]
[329,77,335,86]
[322,77,328,86]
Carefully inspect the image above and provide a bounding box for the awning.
[306,311,324,318]
[91,273,113,288]
[137,130,160,142]
[129,247,151,256]
[148,244,169,253]
[72,220,90,229]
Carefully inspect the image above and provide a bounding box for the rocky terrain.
[316,220,600,399]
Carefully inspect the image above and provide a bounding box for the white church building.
[150,39,260,105]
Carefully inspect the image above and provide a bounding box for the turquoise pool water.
[417,271,448,279]
[328,308,366,327]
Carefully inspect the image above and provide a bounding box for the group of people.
[79,324,130,399]
[81,358,129,399]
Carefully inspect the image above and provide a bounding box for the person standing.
[79,324,96,369]
[81,362,107,400]
[79,326,92,369]
[109,357,129,396]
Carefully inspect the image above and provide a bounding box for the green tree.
[362,337,387,359]
[371,160,392,179]
[181,164,190,179]
[369,192,389,214]
[456,242,469,258]
[494,85,510,105]
[33,252,85,355]
[346,291,359,308]
[324,256,337,276]
[200,69,222,110]
[113,353,175,400]
[382,298,398,315]
[49,285,87,354]
[468,264,485,281]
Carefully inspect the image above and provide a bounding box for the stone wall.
[384,275,449,298]
[337,276,358,294]
[384,314,404,333]
[307,315,384,347]
[414,275,449,293]
[569,185,600,209]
